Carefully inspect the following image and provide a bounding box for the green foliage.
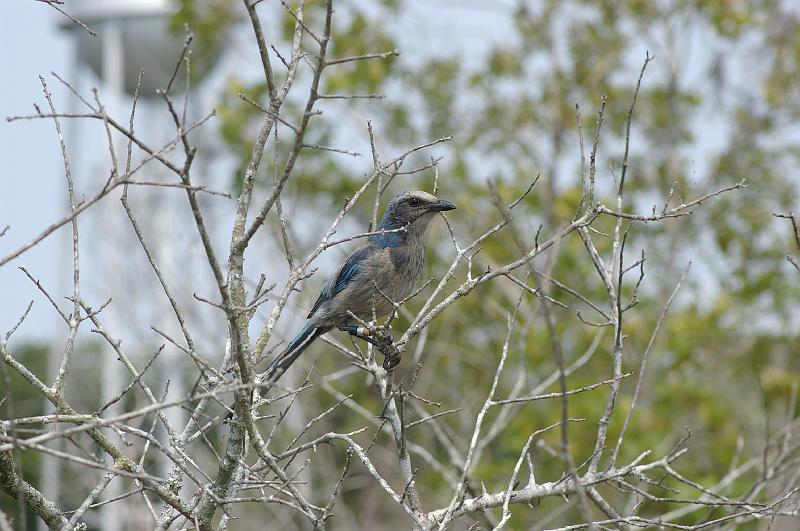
[325,12,398,94]
[0,344,49,530]
[170,0,240,78]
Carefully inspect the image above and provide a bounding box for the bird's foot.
[369,327,400,370]
[382,350,401,371]
[339,324,401,371]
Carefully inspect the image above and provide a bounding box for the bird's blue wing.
[307,246,374,318]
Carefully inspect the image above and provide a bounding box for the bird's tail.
[265,322,326,382]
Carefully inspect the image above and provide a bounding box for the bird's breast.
[389,244,425,284]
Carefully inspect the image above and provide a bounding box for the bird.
[265,190,456,382]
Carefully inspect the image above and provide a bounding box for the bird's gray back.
[314,241,425,327]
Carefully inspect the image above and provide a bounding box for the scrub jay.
[266,190,456,381]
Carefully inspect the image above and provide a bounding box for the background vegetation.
[2,1,799,529]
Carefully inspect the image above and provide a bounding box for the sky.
[1,2,73,344]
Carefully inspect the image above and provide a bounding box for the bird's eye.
[408,197,422,207]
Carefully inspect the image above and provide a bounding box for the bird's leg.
[338,325,401,371]
[338,325,377,343]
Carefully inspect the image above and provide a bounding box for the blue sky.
[1,2,72,343]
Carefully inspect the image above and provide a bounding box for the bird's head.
[376,190,456,242]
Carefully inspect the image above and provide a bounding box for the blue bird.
[266,190,456,381]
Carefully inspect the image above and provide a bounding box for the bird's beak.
[430,198,456,212]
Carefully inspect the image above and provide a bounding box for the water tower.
[62,0,195,96]
[51,3,223,529]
